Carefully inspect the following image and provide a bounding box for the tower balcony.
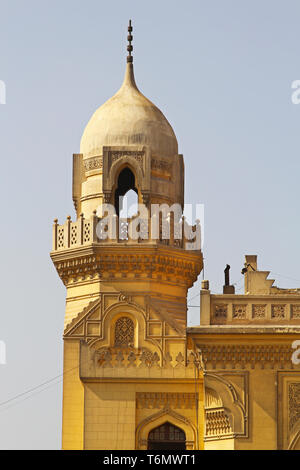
[50,212,203,289]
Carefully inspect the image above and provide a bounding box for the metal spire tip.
[127,19,133,63]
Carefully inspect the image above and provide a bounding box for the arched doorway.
[147,422,186,450]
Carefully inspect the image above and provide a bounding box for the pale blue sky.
[1,0,300,449]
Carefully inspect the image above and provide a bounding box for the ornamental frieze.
[197,344,296,369]
[52,252,201,286]
[109,150,144,165]
[91,349,192,370]
[84,156,103,171]
[136,392,196,409]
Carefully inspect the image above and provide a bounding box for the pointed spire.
[120,19,138,92]
[127,19,133,63]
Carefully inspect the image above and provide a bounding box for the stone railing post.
[170,212,174,246]
[91,210,98,243]
[113,214,119,242]
[52,219,58,251]
[79,213,84,245]
[182,216,186,249]
[64,216,71,248]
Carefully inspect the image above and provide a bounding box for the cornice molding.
[197,344,299,369]
[51,244,202,287]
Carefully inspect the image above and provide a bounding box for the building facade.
[51,23,300,450]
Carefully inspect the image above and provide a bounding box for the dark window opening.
[147,422,186,450]
[115,167,138,216]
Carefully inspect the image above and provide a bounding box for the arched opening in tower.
[115,167,138,217]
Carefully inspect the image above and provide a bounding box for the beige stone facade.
[51,25,300,450]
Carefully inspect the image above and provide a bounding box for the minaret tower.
[51,22,204,450]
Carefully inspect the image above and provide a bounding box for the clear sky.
[1,0,300,449]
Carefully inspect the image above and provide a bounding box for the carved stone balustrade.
[210,296,300,325]
[52,213,201,251]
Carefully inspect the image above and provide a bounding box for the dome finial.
[127,19,133,63]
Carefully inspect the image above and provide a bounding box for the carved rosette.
[271,304,286,319]
[233,304,247,319]
[252,304,266,318]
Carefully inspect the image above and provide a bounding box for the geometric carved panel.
[214,305,228,320]
[114,317,134,347]
[291,305,300,319]
[271,304,286,319]
[252,304,266,319]
[233,304,247,319]
[277,372,300,449]
[289,383,300,432]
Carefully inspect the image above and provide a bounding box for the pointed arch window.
[115,167,138,216]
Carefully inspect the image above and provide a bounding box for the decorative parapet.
[209,296,300,325]
[200,256,300,326]
[80,342,202,380]
[52,213,97,251]
[52,213,200,252]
